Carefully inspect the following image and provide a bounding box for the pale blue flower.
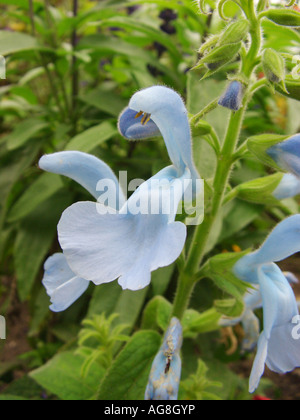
[273,173,300,200]
[145,317,183,400]
[40,86,201,306]
[220,272,298,353]
[234,215,300,393]
[40,151,126,311]
[267,134,300,177]
[218,81,244,111]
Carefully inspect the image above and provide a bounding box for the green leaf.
[236,173,283,205]
[8,172,64,223]
[97,17,181,62]
[220,199,263,241]
[30,351,105,400]
[151,264,175,296]
[214,297,244,318]
[0,395,27,400]
[141,296,172,331]
[88,282,148,332]
[5,118,49,151]
[14,191,72,300]
[262,8,300,27]
[182,308,221,336]
[247,133,289,170]
[96,330,161,400]
[65,121,118,153]
[0,375,45,400]
[79,87,127,117]
[276,75,300,102]
[200,251,250,300]
[0,143,39,229]
[0,30,38,56]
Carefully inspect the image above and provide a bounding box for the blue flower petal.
[118,107,161,140]
[248,264,300,392]
[236,215,300,275]
[273,173,300,200]
[266,322,300,374]
[258,264,297,338]
[58,168,190,291]
[43,253,89,312]
[39,151,125,209]
[267,134,300,177]
[249,332,268,393]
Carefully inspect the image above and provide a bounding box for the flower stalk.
[172,0,262,320]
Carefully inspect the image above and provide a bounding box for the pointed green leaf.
[65,122,118,153]
[96,330,161,400]
[30,351,105,400]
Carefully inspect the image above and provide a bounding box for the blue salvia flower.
[234,215,300,393]
[145,317,183,400]
[40,86,202,309]
[273,173,300,200]
[219,272,298,353]
[218,81,244,111]
[267,134,300,177]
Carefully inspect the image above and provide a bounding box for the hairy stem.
[172,2,262,320]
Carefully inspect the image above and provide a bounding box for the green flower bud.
[236,173,283,205]
[214,298,244,318]
[198,34,220,56]
[257,0,270,13]
[262,48,285,84]
[194,42,242,71]
[217,19,250,46]
[276,75,300,101]
[247,133,290,170]
[262,9,300,27]
[192,120,212,136]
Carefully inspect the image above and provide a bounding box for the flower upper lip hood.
[125,85,200,183]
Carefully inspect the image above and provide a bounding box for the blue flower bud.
[218,81,244,111]
[145,317,183,400]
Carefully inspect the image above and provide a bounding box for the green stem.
[71,0,79,135]
[172,2,262,320]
